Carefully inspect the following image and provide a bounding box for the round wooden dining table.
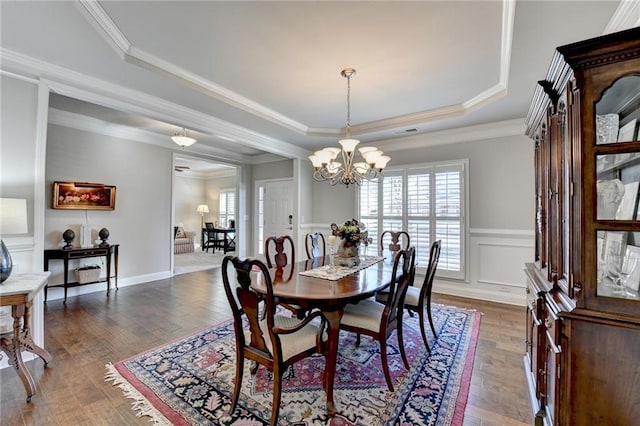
[251,255,395,416]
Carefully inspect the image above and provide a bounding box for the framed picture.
[617,119,637,142]
[625,245,640,292]
[52,181,116,210]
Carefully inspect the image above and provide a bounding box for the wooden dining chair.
[264,235,306,318]
[379,230,410,259]
[221,256,327,426]
[339,247,416,392]
[265,235,295,268]
[404,239,441,352]
[304,232,326,260]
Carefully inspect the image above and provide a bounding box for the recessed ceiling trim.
[75,0,131,59]
[48,108,251,163]
[604,0,640,34]
[373,118,527,153]
[77,0,309,135]
[76,0,516,139]
[2,48,311,160]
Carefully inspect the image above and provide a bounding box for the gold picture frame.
[52,181,116,210]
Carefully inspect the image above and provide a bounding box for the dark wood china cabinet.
[524,27,640,425]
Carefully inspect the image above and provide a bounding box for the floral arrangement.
[330,218,371,248]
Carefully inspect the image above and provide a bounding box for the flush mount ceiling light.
[171,128,197,147]
[309,68,390,188]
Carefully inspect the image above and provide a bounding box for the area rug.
[105,304,481,425]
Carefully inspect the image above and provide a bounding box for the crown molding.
[48,108,251,164]
[1,48,311,160]
[76,0,515,139]
[373,118,527,153]
[76,0,309,135]
[604,0,640,34]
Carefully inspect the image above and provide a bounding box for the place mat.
[299,255,385,280]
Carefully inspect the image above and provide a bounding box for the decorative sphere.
[98,228,110,240]
[63,229,75,242]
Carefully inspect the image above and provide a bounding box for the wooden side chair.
[404,239,441,352]
[202,222,225,253]
[221,256,327,426]
[265,235,295,268]
[264,235,306,318]
[304,232,326,260]
[339,247,416,392]
[379,230,410,259]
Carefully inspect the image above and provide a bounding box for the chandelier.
[309,68,390,187]
[171,128,197,147]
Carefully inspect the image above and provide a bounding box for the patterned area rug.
[105,304,481,425]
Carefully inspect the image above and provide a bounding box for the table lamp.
[0,198,28,283]
[196,204,209,229]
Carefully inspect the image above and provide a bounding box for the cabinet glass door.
[595,74,640,301]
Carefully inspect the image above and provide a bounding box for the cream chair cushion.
[403,286,421,308]
[341,299,385,332]
[245,315,322,362]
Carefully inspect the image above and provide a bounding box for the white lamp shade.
[327,162,342,175]
[172,135,197,147]
[358,146,377,155]
[196,204,210,214]
[375,155,391,169]
[309,155,323,168]
[314,150,333,165]
[363,150,383,164]
[339,138,360,153]
[324,147,341,160]
[353,162,369,174]
[0,198,28,235]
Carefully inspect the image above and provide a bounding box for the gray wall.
[1,75,38,235]
[174,174,204,233]
[205,174,236,228]
[387,134,534,230]
[45,124,172,286]
[310,134,534,231]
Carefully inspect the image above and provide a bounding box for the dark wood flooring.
[1,269,532,425]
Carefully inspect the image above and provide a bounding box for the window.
[359,160,467,279]
[219,188,236,229]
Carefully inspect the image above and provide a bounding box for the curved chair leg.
[230,351,244,413]
[397,317,410,370]
[426,299,437,337]
[355,333,361,347]
[271,371,283,426]
[379,342,394,392]
[418,309,431,353]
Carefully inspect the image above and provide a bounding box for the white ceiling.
[1,1,636,165]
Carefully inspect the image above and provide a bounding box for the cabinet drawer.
[69,249,107,258]
[543,300,561,353]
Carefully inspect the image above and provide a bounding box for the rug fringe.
[105,363,172,425]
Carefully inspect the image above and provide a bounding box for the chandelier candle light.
[310,68,391,187]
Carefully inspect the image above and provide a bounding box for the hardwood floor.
[1,269,533,425]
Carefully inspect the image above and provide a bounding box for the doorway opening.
[173,154,239,275]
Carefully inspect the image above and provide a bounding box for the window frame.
[219,187,236,230]
[357,159,469,280]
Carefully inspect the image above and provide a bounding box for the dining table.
[251,254,395,416]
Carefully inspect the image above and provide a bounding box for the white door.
[259,179,294,254]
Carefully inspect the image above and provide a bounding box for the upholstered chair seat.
[247,315,325,362]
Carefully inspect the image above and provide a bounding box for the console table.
[0,272,52,402]
[44,244,119,303]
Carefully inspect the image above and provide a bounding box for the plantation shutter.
[357,160,467,280]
